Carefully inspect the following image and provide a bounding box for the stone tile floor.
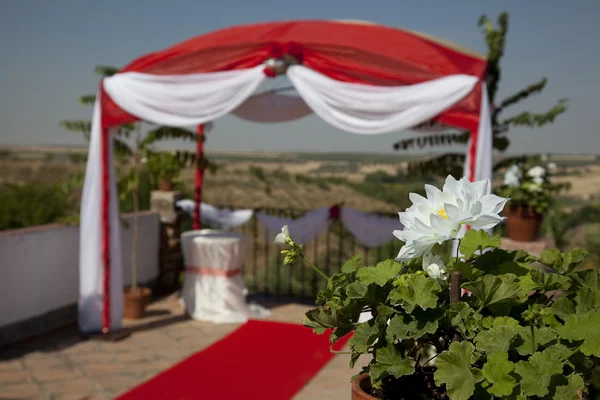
[0,294,367,399]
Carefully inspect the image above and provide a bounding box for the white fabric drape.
[232,92,313,123]
[103,65,267,127]
[78,99,123,333]
[176,200,254,230]
[464,83,493,182]
[256,207,331,244]
[287,65,478,135]
[340,208,402,248]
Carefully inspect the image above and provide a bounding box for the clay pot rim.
[124,286,152,298]
[351,373,377,400]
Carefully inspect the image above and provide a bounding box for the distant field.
[2,145,600,211]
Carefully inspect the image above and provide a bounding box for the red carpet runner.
[117,320,352,400]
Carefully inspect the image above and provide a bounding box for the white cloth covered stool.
[180,230,270,323]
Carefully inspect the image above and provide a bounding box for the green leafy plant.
[496,157,570,214]
[393,12,568,177]
[298,231,598,399]
[0,182,78,230]
[144,151,184,184]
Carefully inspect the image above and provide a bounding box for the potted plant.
[145,151,184,191]
[275,176,598,399]
[121,126,152,319]
[497,159,569,241]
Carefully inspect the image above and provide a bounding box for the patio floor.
[0,294,367,399]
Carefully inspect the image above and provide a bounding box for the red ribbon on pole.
[193,124,204,230]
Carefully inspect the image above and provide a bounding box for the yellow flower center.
[437,208,449,220]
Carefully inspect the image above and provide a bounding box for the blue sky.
[0,0,597,154]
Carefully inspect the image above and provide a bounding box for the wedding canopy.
[79,20,492,333]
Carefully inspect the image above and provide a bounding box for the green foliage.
[304,230,598,399]
[144,151,184,183]
[0,182,78,230]
[497,158,570,214]
[394,12,568,178]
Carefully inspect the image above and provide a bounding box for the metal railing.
[208,206,403,300]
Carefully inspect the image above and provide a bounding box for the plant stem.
[301,253,329,281]
[530,324,536,352]
[455,239,461,262]
[131,124,141,293]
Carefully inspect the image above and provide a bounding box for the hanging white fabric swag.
[176,200,254,229]
[256,207,403,249]
[256,207,331,245]
[80,62,491,332]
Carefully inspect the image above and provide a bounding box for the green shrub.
[0,182,77,230]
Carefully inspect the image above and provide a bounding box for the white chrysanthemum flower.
[393,176,509,260]
[503,165,521,187]
[274,225,290,246]
[422,252,447,280]
[547,162,557,170]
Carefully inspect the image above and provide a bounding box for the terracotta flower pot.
[159,179,174,191]
[352,374,377,400]
[123,287,152,320]
[504,204,543,242]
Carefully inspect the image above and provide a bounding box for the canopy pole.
[193,124,204,230]
[101,125,111,333]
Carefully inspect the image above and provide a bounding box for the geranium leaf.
[539,248,562,270]
[481,315,520,329]
[481,352,517,397]
[376,305,396,316]
[530,270,571,291]
[303,307,338,333]
[557,311,600,356]
[514,347,566,397]
[497,261,530,276]
[348,320,380,353]
[460,229,501,259]
[462,274,522,309]
[388,274,441,313]
[551,297,576,322]
[434,341,482,400]
[553,374,585,400]
[474,325,518,353]
[559,248,589,274]
[342,254,362,273]
[347,281,368,299]
[517,275,538,295]
[575,286,600,314]
[356,260,402,286]
[375,343,414,378]
[451,261,483,280]
[370,342,414,387]
[514,326,557,355]
[448,303,482,339]
[387,309,442,341]
[539,248,589,274]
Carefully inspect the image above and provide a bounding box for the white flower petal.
[424,184,439,201]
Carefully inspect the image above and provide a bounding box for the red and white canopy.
[79,20,492,333]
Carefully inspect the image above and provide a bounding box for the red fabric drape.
[193,125,204,230]
[100,20,487,134]
[101,124,111,333]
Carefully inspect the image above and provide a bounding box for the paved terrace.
[0,294,367,400]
